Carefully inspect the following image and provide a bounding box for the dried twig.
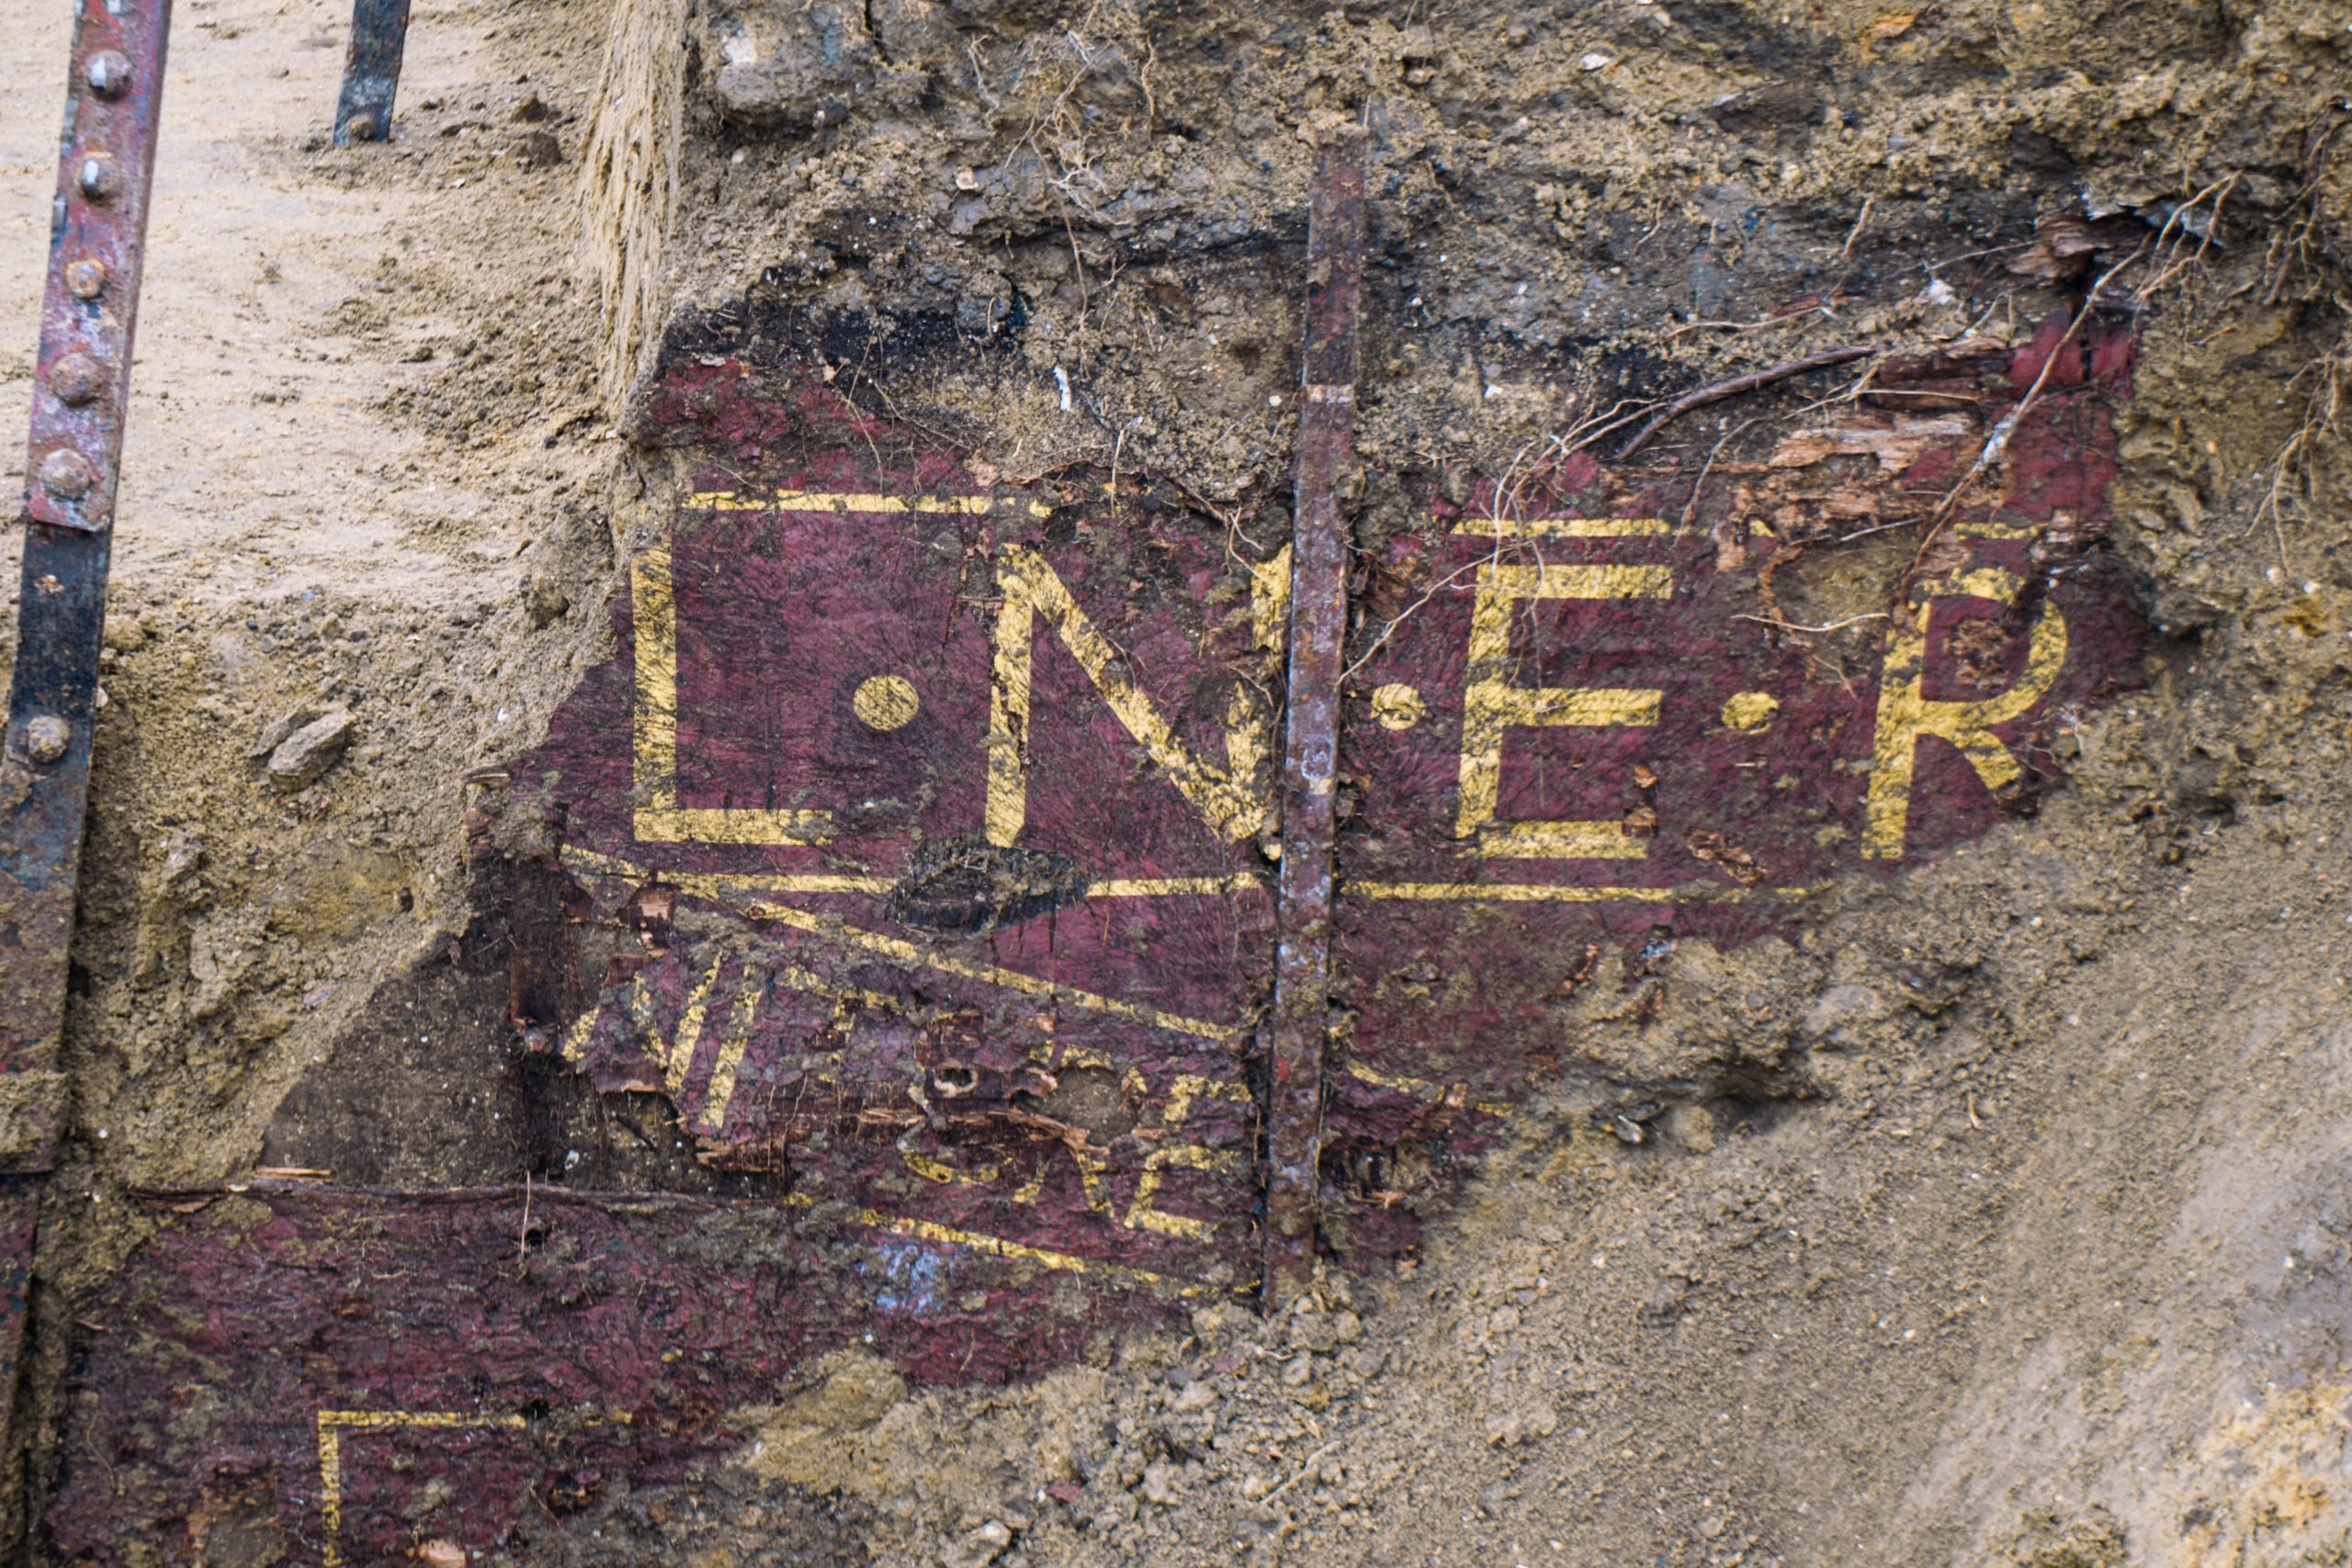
[1615,344,1882,459]
[1894,240,2151,604]
[1680,418,1754,530]
[1340,552,1494,683]
[1839,196,1875,259]
[1734,612,1890,635]
[1665,305,1834,340]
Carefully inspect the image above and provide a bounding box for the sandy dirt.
[5,0,2352,1563]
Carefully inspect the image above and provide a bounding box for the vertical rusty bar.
[1262,126,1364,1308]
[1,0,174,1453]
[332,0,413,145]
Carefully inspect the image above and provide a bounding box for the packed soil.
[4,0,2351,1564]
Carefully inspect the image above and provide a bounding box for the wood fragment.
[1615,345,1883,459]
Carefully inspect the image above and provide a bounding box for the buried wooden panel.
[45,311,2155,1555]
[48,1188,1163,1564]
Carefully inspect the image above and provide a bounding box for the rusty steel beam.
[332,0,412,145]
[1262,127,1365,1308]
[1,0,174,1454]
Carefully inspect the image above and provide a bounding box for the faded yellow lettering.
[987,544,1274,847]
[560,948,729,1100]
[1012,1137,1114,1213]
[632,544,834,846]
[1122,1074,1251,1240]
[1863,568,2068,859]
[1454,562,1668,858]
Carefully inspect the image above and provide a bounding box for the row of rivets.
[33,44,134,503]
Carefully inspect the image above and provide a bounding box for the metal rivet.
[77,157,119,203]
[37,448,96,500]
[23,716,70,766]
[64,258,107,299]
[85,51,131,98]
[50,353,105,407]
[342,112,382,143]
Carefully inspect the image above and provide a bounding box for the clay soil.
[6,0,2352,1564]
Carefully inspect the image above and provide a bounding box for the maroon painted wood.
[41,309,2155,1557]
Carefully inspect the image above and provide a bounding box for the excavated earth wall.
[4,0,2352,1563]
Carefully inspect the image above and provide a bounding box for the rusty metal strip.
[21,6,172,536]
[0,0,174,1463]
[1262,127,1365,1307]
[332,0,412,145]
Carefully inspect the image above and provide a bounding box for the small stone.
[514,130,563,168]
[249,707,322,761]
[1289,1308,1340,1354]
[961,1519,1012,1562]
[526,571,571,627]
[1140,1461,1182,1506]
[23,716,70,764]
[512,91,549,122]
[266,707,356,792]
[1803,983,1890,1040]
[1665,1102,1717,1153]
[1281,1352,1315,1387]
[1484,1400,1559,1447]
[1171,1380,1218,1413]
[418,1542,467,1568]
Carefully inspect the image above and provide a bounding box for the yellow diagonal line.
[559,847,1237,1042]
[743,900,1233,1041]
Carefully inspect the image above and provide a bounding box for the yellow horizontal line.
[561,856,1254,902]
[319,1411,528,1432]
[1450,515,1675,537]
[1346,881,1819,903]
[684,490,1053,518]
[1090,874,1264,897]
[636,807,834,846]
[570,848,1810,911]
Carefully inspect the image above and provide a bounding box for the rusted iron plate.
[50,1185,1159,1565]
[1263,129,1365,1304]
[331,0,412,145]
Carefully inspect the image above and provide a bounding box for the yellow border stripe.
[558,847,1238,1041]
[1346,881,1820,903]
[744,900,1235,1041]
[684,490,1053,518]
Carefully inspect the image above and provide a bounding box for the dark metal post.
[1262,127,1364,1309]
[332,0,412,145]
[1,0,174,1448]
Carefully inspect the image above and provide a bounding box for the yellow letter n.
[1454,563,1669,858]
[986,544,1272,848]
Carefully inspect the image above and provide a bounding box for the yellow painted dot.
[1372,683,1427,731]
[853,674,920,731]
[1721,691,1780,733]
